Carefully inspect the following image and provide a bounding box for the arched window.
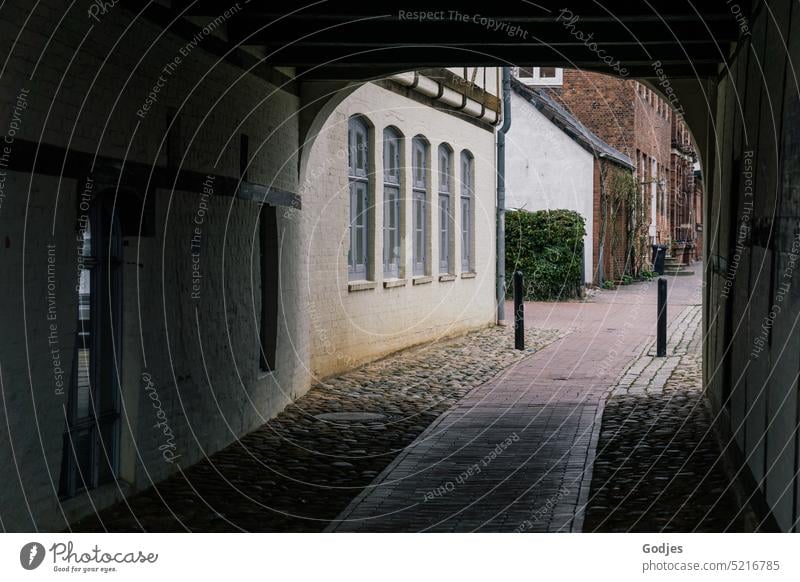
[348,115,370,280]
[460,150,474,273]
[438,144,454,274]
[412,136,429,277]
[383,127,402,278]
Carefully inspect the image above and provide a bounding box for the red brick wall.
[547,71,678,252]
[592,159,636,283]
[548,70,637,158]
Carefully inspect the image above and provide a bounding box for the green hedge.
[505,209,586,301]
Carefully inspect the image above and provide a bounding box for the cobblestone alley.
[72,267,750,532]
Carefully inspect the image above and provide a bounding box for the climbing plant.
[505,209,586,301]
[598,163,646,281]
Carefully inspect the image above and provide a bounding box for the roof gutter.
[388,72,500,124]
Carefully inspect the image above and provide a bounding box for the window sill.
[460,272,477,279]
[348,280,377,292]
[383,278,407,289]
[438,274,456,282]
[412,276,433,286]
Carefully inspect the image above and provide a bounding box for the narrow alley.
[71,269,744,533]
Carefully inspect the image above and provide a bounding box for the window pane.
[348,127,353,172]
[70,427,93,490]
[439,194,450,271]
[539,67,557,78]
[413,194,425,274]
[356,131,365,171]
[462,198,470,270]
[413,139,427,189]
[384,185,400,275]
[97,419,117,485]
[76,223,92,420]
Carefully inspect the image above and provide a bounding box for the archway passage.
[2,0,798,534]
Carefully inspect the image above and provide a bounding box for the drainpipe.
[497,67,511,323]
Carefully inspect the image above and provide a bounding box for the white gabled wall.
[505,90,594,284]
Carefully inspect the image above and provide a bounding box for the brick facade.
[546,70,699,264]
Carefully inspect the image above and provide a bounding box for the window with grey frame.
[348,116,370,280]
[412,136,428,277]
[438,144,454,274]
[383,127,402,278]
[460,151,474,273]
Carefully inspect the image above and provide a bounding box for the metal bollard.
[657,277,667,357]
[514,271,524,350]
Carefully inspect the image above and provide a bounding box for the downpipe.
[497,67,511,323]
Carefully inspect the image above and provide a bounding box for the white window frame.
[515,66,563,86]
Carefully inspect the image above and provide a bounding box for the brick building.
[671,117,703,264]
[506,74,635,285]
[539,69,700,266]
[692,170,704,261]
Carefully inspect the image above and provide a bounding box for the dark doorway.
[60,192,123,497]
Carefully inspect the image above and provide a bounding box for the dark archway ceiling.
[168,0,751,79]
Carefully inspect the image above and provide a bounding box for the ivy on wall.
[598,164,648,282]
[505,209,586,301]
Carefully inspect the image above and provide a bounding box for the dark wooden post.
[514,271,524,350]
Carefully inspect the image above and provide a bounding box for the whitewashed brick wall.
[301,82,498,380]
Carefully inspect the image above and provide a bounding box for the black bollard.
[657,277,667,357]
[514,271,524,350]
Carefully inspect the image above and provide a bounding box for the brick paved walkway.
[72,325,561,532]
[330,273,704,532]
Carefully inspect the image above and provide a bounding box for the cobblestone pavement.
[72,325,562,532]
[583,300,756,532]
[73,271,712,533]
[329,273,705,532]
